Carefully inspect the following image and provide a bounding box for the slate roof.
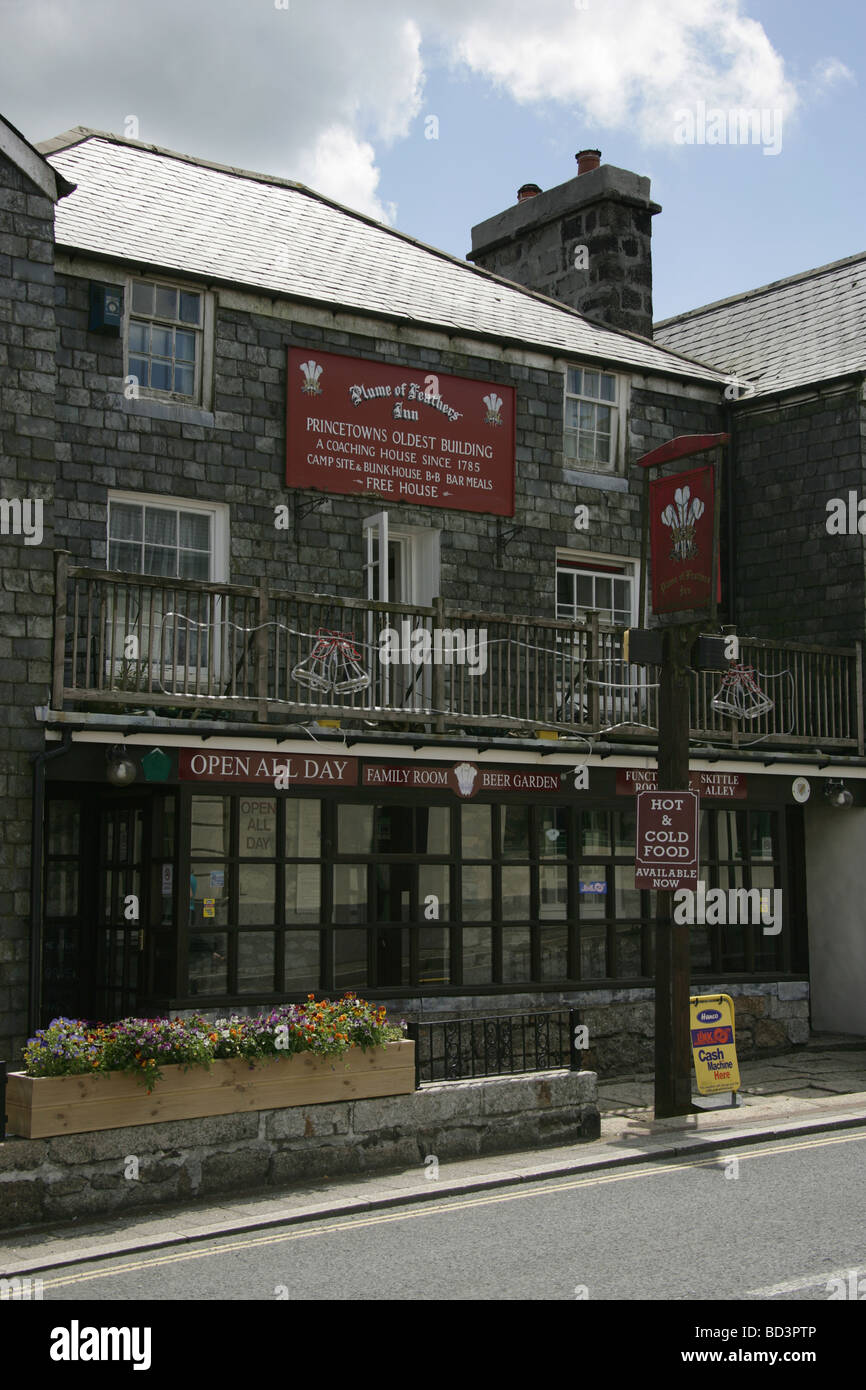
[40,129,724,387]
[655,252,866,398]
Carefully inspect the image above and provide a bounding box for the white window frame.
[555,549,647,727]
[105,492,229,693]
[362,513,441,710]
[562,364,628,474]
[122,274,214,410]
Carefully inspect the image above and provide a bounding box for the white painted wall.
[805,804,866,1035]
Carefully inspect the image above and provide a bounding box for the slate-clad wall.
[731,388,865,646]
[52,275,722,619]
[0,154,57,1062]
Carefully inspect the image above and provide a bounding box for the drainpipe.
[29,732,73,1038]
[725,402,737,625]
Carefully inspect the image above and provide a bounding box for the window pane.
[285,864,320,923]
[109,502,142,541]
[128,356,149,387]
[189,864,229,927]
[540,865,568,919]
[174,365,195,396]
[145,507,177,546]
[179,291,201,324]
[238,932,275,993]
[581,811,610,854]
[131,281,153,314]
[175,330,196,361]
[419,864,450,920]
[580,923,607,979]
[128,320,148,353]
[501,866,530,920]
[188,932,227,995]
[502,926,531,982]
[108,540,141,572]
[579,865,607,919]
[150,325,172,357]
[419,927,449,984]
[576,575,593,607]
[335,930,367,990]
[419,805,450,854]
[155,285,178,319]
[238,796,277,855]
[614,865,640,917]
[238,865,275,924]
[540,926,568,980]
[333,865,367,923]
[565,399,581,429]
[538,806,568,857]
[599,373,616,402]
[583,371,599,398]
[179,549,210,580]
[462,927,492,984]
[338,805,373,854]
[286,800,321,857]
[144,545,177,577]
[500,805,530,858]
[283,931,320,993]
[48,800,80,856]
[150,360,171,391]
[461,865,491,920]
[46,863,78,916]
[179,511,211,551]
[461,804,491,858]
[616,925,641,977]
[567,367,582,395]
[190,796,231,856]
[750,812,775,860]
[614,809,636,851]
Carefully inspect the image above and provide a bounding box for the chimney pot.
[517,183,542,202]
[575,149,601,176]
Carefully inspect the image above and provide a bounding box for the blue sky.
[2,0,863,323]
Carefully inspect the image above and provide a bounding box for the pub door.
[93,800,150,1021]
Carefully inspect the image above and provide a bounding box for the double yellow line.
[40,1130,866,1292]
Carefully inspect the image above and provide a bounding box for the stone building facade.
[0,120,861,1072]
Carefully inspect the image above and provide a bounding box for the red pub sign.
[649,465,717,614]
[635,789,699,890]
[286,348,515,516]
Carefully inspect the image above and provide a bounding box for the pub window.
[563,365,621,471]
[126,277,208,403]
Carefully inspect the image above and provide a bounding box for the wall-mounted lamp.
[824,779,853,809]
[106,745,137,787]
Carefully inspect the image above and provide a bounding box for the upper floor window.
[564,366,619,471]
[126,278,204,401]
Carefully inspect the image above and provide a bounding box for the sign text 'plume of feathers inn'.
[286,349,516,516]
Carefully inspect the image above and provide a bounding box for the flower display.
[23,997,404,1094]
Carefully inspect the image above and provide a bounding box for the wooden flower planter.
[5,1041,415,1138]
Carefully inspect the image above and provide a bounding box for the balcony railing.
[52,556,865,751]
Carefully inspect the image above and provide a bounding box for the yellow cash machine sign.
[690,993,740,1095]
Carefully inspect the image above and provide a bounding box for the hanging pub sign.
[286,348,516,516]
[649,464,717,614]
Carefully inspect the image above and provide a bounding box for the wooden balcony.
[52,556,865,752]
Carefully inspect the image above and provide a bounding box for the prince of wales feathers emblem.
[299,360,323,396]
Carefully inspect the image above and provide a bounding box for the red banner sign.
[617,769,747,799]
[363,763,562,797]
[179,750,358,785]
[286,349,515,516]
[650,465,716,614]
[635,789,699,890]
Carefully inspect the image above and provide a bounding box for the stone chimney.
[468,150,660,339]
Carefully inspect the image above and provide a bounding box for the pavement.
[3,1034,865,1276]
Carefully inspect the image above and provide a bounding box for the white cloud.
[294,124,397,224]
[0,0,845,219]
